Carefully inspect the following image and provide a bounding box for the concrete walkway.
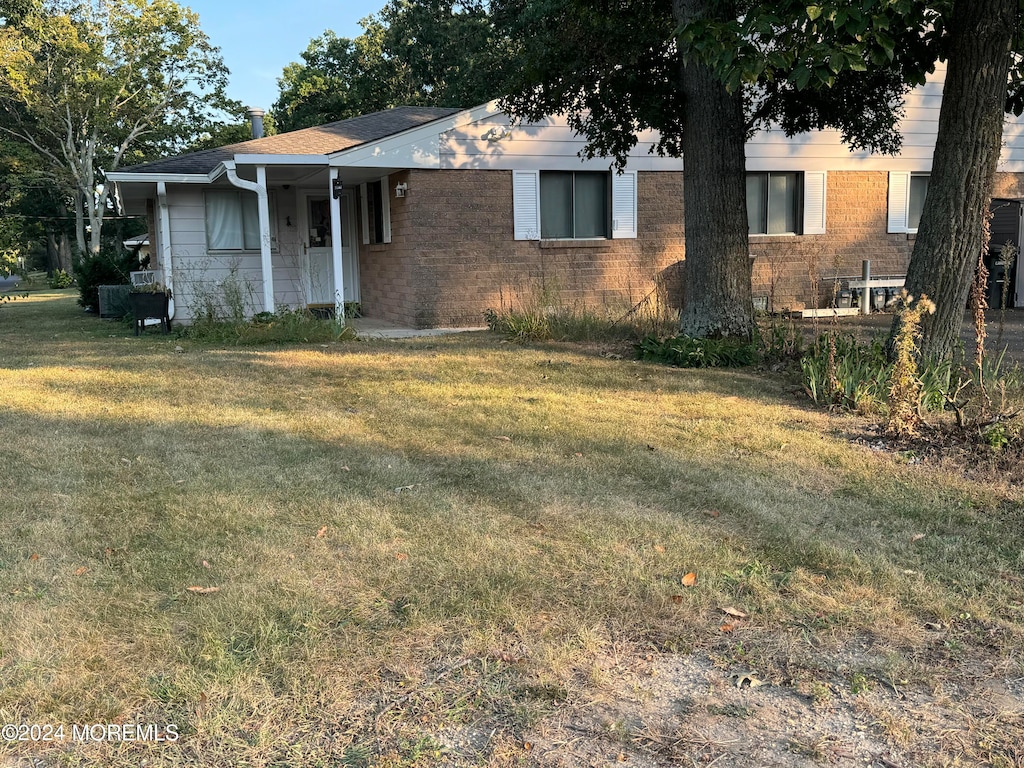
[347,317,488,339]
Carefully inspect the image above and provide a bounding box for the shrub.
[800,332,889,411]
[76,248,142,313]
[180,307,357,345]
[636,334,760,368]
[47,269,73,289]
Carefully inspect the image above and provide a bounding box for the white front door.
[303,192,359,305]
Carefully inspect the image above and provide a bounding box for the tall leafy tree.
[275,31,387,131]
[0,0,231,258]
[900,0,1021,362]
[495,0,932,338]
[274,0,511,133]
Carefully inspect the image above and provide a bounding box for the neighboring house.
[107,64,1024,327]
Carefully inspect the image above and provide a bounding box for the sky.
[182,0,384,112]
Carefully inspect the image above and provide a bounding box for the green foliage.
[180,307,357,346]
[800,332,889,411]
[46,268,72,288]
[676,1,940,154]
[484,306,550,342]
[494,0,936,169]
[484,300,678,344]
[758,318,805,365]
[274,1,511,132]
[0,0,233,255]
[75,248,138,313]
[636,334,760,368]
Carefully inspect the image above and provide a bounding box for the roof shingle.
[119,106,463,175]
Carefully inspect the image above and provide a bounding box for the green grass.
[0,292,1022,766]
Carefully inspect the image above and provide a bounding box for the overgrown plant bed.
[1,293,1021,768]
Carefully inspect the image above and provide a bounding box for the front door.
[304,192,359,306]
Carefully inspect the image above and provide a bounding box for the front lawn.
[1,293,1021,767]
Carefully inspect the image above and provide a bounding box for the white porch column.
[329,168,346,324]
[255,166,274,313]
[224,161,274,314]
[156,181,175,319]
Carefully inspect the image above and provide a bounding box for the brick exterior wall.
[358,169,686,328]
[356,168,1024,326]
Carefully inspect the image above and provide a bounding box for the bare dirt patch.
[523,645,1024,768]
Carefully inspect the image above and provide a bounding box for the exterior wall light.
[395,182,408,198]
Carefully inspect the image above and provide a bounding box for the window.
[540,171,609,239]
[908,174,929,231]
[746,172,802,235]
[366,180,385,244]
[360,177,391,245]
[205,190,265,250]
[887,171,930,234]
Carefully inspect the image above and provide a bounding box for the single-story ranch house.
[107,64,1024,327]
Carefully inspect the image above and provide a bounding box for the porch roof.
[116,106,462,176]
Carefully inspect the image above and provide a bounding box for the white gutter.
[223,160,274,314]
[232,154,330,166]
[156,181,175,320]
[106,171,216,184]
[329,168,346,324]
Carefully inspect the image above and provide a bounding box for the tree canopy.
[274,0,512,133]
[0,0,233,258]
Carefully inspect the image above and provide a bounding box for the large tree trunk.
[674,0,753,339]
[899,0,1016,362]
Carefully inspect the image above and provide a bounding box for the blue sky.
[183,0,383,112]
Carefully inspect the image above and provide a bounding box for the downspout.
[223,161,274,314]
[156,181,175,319]
[329,168,346,324]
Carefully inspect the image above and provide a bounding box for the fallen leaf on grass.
[493,435,512,442]
[924,621,945,631]
[29,553,39,561]
[394,485,417,493]
[395,553,409,561]
[720,623,736,633]
[704,509,721,519]
[74,566,88,576]
[671,595,684,604]
[340,466,350,472]
[201,560,211,569]
[681,572,697,587]
[910,533,925,542]
[186,586,220,594]
[316,526,328,539]
[653,544,666,553]
[721,606,749,619]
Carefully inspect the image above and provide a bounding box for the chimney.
[246,107,265,139]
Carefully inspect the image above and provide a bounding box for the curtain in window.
[206,191,243,250]
[768,173,798,234]
[574,173,608,238]
[908,175,929,230]
[241,194,260,250]
[540,172,573,238]
[746,174,767,234]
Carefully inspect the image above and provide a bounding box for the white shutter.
[380,175,392,244]
[512,170,540,240]
[887,172,910,233]
[611,170,638,239]
[802,171,827,235]
[360,183,370,244]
